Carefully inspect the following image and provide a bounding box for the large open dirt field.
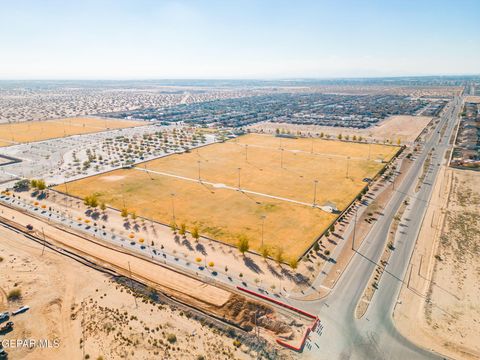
[57,134,398,260]
[249,115,432,144]
[0,224,271,360]
[0,117,144,146]
[395,168,480,360]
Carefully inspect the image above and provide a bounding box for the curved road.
[288,96,462,359]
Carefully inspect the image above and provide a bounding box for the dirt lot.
[0,117,144,146]
[464,96,480,103]
[0,225,285,360]
[57,134,398,260]
[0,203,231,309]
[394,168,480,360]
[249,115,432,144]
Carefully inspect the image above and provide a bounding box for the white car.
[12,305,29,315]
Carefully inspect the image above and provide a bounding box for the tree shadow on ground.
[182,238,194,251]
[281,268,310,285]
[267,263,282,279]
[328,239,338,245]
[243,256,263,274]
[195,242,207,255]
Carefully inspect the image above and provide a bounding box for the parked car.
[0,312,9,323]
[0,322,13,332]
[0,345,7,359]
[12,305,29,316]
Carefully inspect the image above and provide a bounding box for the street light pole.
[313,180,318,207]
[352,210,357,251]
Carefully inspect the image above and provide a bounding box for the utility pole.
[352,210,357,251]
[81,301,86,360]
[418,255,423,277]
[128,261,138,308]
[41,227,46,256]
[407,262,413,289]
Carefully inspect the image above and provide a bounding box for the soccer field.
[56,134,399,260]
[0,117,144,146]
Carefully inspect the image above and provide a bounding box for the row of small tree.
[30,179,46,191]
[84,193,106,211]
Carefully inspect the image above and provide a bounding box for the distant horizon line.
[0,73,479,82]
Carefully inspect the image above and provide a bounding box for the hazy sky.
[1,0,479,79]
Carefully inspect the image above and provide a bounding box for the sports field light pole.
[260,215,266,247]
[237,167,242,190]
[346,157,350,178]
[170,193,176,224]
[245,144,248,161]
[197,160,201,181]
[313,180,318,207]
[280,148,284,168]
[121,183,126,208]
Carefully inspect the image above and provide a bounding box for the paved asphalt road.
[290,96,462,359]
[0,97,463,359]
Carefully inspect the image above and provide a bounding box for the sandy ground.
[248,115,432,144]
[0,203,231,308]
[56,134,397,260]
[464,96,480,103]
[0,225,275,360]
[0,117,144,146]
[0,201,310,346]
[394,168,480,360]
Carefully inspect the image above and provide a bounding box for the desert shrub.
[167,334,177,344]
[7,288,22,301]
